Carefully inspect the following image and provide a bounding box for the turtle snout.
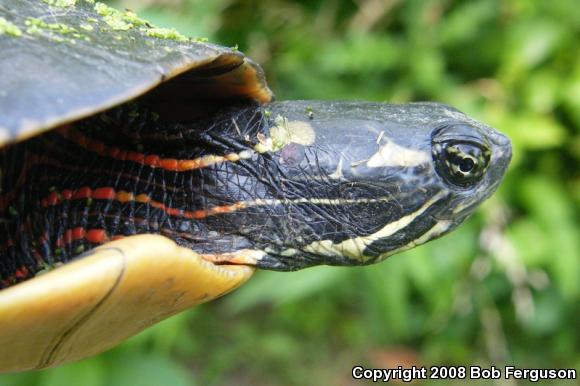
[490,129,512,147]
[491,132,512,179]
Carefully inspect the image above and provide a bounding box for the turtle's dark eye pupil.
[459,157,475,173]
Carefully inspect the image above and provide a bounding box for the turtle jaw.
[198,249,266,267]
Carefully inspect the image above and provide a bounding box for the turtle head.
[224,101,511,270]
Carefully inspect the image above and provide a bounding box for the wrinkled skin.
[0,100,511,284]
[200,101,512,269]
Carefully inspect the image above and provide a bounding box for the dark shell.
[0,0,272,147]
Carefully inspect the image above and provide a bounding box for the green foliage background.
[2,0,579,385]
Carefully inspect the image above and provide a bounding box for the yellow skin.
[0,235,253,372]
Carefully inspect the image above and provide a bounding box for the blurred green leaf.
[317,35,400,74]
[38,359,105,386]
[107,353,194,386]
[525,289,564,335]
[518,177,580,299]
[13,0,579,383]
[439,0,498,46]
[505,113,567,150]
[501,19,564,83]
[225,267,347,312]
[508,219,549,266]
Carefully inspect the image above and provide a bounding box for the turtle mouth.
[198,254,258,278]
[200,257,257,276]
[199,249,265,267]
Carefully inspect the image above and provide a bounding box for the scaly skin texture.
[0,103,262,285]
[0,101,511,286]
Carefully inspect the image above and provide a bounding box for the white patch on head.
[254,133,274,153]
[255,115,316,153]
[366,138,430,168]
[283,120,316,146]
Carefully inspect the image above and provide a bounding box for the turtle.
[0,0,512,373]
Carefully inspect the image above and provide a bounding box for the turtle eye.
[434,141,490,188]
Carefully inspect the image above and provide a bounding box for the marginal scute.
[0,0,273,148]
[0,235,254,372]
